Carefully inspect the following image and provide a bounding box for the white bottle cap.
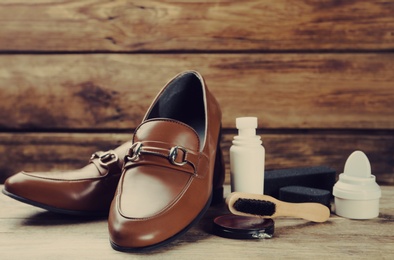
[333,151,381,219]
[236,117,258,136]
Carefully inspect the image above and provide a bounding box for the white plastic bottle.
[333,150,381,219]
[230,117,265,194]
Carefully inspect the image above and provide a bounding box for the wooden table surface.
[0,184,393,259]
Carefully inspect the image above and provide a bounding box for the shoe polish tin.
[212,214,274,239]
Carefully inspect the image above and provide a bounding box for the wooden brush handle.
[274,199,330,222]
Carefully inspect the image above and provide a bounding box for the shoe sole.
[2,188,108,217]
[110,192,213,252]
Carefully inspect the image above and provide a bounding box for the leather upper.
[108,71,223,249]
[3,141,133,214]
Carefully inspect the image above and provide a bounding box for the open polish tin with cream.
[212,214,274,239]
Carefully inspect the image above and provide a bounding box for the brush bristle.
[233,198,276,216]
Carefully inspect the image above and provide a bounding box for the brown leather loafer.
[2,141,132,216]
[108,71,224,251]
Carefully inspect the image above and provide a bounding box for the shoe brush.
[226,192,330,223]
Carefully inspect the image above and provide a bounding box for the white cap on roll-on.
[236,117,258,129]
[236,117,258,137]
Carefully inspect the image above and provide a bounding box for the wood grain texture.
[0,1,393,193]
[1,53,393,130]
[1,132,393,185]
[0,0,393,52]
[0,184,393,259]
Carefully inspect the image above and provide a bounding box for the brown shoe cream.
[2,141,132,216]
[108,71,224,251]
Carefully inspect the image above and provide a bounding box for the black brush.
[226,192,330,223]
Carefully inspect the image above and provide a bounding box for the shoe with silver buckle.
[108,71,225,251]
[2,141,132,216]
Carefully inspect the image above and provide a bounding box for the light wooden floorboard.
[0,185,393,259]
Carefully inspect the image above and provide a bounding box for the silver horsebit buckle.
[128,142,188,166]
[92,150,119,167]
[128,142,143,161]
[169,146,188,166]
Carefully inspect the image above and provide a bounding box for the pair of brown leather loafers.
[2,71,224,251]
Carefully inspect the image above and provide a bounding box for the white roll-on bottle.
[230,117,265,194]
[333,150,381,219]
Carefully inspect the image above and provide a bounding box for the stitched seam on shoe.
[21,171,105,182]
[194,152,209,179]
[132,118,201,152]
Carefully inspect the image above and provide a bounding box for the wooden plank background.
[0,0,393,51]
[0,0,393,185]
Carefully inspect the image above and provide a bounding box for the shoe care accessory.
[279,186,331,208]
[212,214,274,239]
[333,150,381,219]
[213,116,272,240]
[226,191,330,223]
[230,117,265,194]
[264,166,336,200]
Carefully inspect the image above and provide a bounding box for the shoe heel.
[211,132,225,205]
[211,186,224,205]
